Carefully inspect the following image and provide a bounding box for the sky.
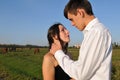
[0,0,120,46]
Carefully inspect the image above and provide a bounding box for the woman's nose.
[66,29,69,34]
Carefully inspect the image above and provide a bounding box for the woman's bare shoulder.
[43,52,58,66]
[44,52,54,58]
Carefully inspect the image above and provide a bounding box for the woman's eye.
[61,29,64,32]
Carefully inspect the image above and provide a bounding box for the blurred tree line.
[0,44,43,48]
[112,42,120,49]
[0,41,120,49]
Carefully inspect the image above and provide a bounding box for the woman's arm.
[42,54,55,80]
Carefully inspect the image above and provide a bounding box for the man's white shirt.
[54,18,112,80]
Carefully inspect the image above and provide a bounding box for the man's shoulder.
[93,22,108,33]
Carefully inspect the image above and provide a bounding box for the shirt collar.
[82,18,99,34]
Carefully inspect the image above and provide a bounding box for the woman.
[42,23,74,80]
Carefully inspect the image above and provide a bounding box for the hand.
[50,40,62,55]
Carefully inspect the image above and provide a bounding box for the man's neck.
[84,15,95,26]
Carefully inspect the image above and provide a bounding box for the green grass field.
[0,48,120,80]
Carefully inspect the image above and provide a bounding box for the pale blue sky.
[0,0,120,46]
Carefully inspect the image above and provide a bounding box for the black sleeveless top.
[55,65,71,80]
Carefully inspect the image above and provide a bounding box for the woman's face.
[59,25,70,43]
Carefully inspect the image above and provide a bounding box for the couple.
[42,0,112,80]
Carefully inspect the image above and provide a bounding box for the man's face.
[67,11,85,31]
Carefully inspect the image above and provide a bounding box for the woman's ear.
[53,35,60,44]
[53,35,58,40]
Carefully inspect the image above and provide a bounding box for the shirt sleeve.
[54,29,111,80]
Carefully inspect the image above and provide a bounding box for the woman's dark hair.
[47,23,68,54]
[64,0,94,19]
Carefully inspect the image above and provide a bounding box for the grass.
[112,49,120,80]
[0,48,46,80]
[0,48,120,80]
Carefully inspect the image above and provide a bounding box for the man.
[50,0,112,80]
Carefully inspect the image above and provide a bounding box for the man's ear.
[77,8,85,18]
